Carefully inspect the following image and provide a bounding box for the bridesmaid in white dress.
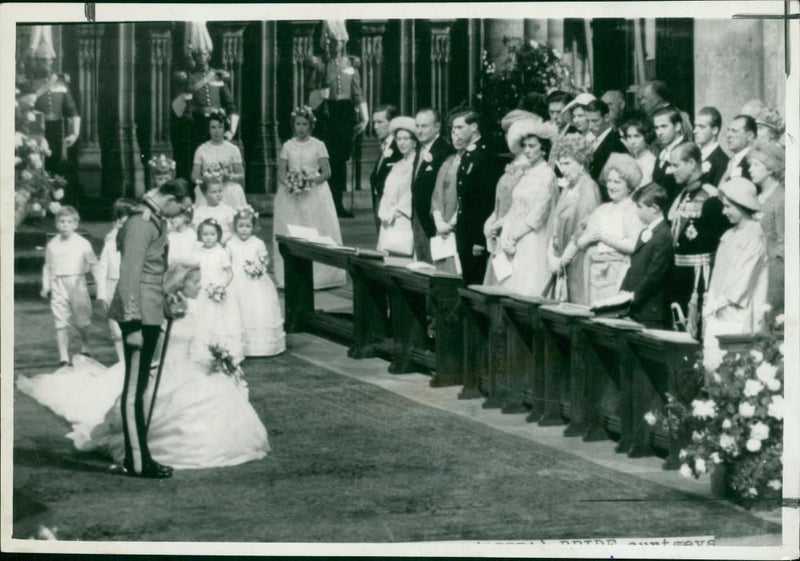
[377,116,417,256]
[272,107,347,289]
[191,111,248,209]
[16,263,270,470]
[497,119,559,297]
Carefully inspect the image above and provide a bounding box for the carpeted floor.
[14,344,779,542]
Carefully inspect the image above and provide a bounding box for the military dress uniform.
[310,55,363,215]
[667,181,729,336]
[108,196,171,477]
[20,73,78,176]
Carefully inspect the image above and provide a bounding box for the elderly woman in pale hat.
[377,116,418,256]
[495,119,559,296]
[481,109,540,284]
[755,106,785,145]
[571,153,645,305]
[703,177,768,362]
[748,140,785,313]
[545,134,603,303]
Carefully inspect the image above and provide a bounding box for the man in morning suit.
[586,99,628,201]
[693,106,729,188]
[620,183,674,328]
[651,107,685,203]
[108,179,189,478]
[450,109,502,285]
[720,114,756,183]
[369,104,401,232]
[411,108,455,262]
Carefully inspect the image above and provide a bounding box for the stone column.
[547,19,565,53]
[429,20,455,115]
[76,24,104,198]
[148,23,172,157]
[467,19,481,105]
[483,19,524,63]
[360,20,387,139]
[248,21,279,194]
[290,21,317,109]
[398,20,415,115]
[101,23,144,201]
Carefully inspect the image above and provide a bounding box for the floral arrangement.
[148,154,177,175]
[201,162,226,185]
[208,342,245,387]
[286,169,312,195]
[646,315,785,507]
[205,283,228,302]
[243,254,269,279]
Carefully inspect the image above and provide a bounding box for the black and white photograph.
[1,1,798,557]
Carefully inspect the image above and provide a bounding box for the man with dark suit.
[619,183,674,328]
[411,108,455,262]
[651,107,685,203]
[586,99,628,201]
[693,106,729,187]
[450,109,502,284]
[368,105,401,232]
[720,114,756,183]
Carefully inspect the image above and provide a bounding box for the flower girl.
[195,218,244,363]
[226,207,286,356]
[167,204,199,265]
[193,168,236,244]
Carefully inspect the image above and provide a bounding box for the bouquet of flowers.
[286,169,312,195]
[205,283,228,302]
[208,342,245,387]
[243,254,269,279]
[646,315,785,507]
[202,162,226,185]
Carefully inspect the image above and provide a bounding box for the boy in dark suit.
[619,183,674,328]
[585,99,628,201]
[693,106,729,187]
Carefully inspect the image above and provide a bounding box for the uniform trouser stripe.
[124,349,143,473]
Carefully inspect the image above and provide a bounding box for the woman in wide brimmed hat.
[702,177,768,361]
[748,140,785,314]
[481,109,540,284]
[494,119,559,297]
[376,117,418,256]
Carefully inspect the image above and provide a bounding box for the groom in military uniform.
[109,179,189,478]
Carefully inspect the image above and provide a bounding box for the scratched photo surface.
[2,2,798,558]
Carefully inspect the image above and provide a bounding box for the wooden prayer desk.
[457,286,509,405]
[716,333,768,354]
[347,254,393,360]
[276,235,354,343]
[500,295,554,416]
[384,265,463,385]
[623,329,702,468]
[535,304,593,427]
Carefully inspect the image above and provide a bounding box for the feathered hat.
[321,20,349,48]
[186,21,214,54]
[29,25,56,59]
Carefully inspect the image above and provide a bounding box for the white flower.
[29,152,43,169]
[679,464,693,478]
[30,202,42,213]
[750,422,770,441]
[734,367,746,378]
[679,449,688,460]
[743,379,764,397]
[15,156,22,166]
[694,458,707,474]
[382,148,393,158]
[15,132,25,148]
[774,314,784,327]
[704,346,725,371]
[719,434,736,451]
[20,170,33,181]
[747,487,759,497]
[710,452,722,464]
[739,402,755,417]
[722,419,732,430]
[750,349,764,363]
[48,202,61,215]
[711,372,721,383]
[692,430,704,443]
[691,399,717,419]
[746,438,762,452]
[644,411,657,426]
[755,362,778,383]
[767,378,781,392]
[466,143,477,152]
[26,111,36,122]
[529,40,539,49]
[701,161,711,173]
[423,151,433,163]
[52,188,65,201]
[767,480,782,490]
[768,395,783,420]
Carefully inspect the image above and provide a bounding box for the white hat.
[389,116,418,139]
[507,119,559,153]
[186,21,214,53]
[561,92,596,115]
[720,177,761,212]
[30,25,56,59]
[500,109,540,133]
[322,20,349,44]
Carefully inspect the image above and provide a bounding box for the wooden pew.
[276,235,354,343]
[623,329,702,468]
[385,265,463,386]
[500,295,555,416]
[348,254,393,360]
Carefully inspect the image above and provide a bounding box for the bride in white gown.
[16,263,270,470]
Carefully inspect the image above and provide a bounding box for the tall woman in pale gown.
[575,153,645,305]
[497,119,559,297]
[191,111,248,208]
[482,110,537,285]
[377,116,417,256]
[272,107,346,289]
[16,263,270,470]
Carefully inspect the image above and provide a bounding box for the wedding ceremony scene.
[5,3,798,556]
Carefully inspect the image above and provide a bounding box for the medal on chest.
[685,222,698,241]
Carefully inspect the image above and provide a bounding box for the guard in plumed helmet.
[18,25,80,179]
[171,22,239,181]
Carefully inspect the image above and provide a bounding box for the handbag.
[378,215,414,256]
